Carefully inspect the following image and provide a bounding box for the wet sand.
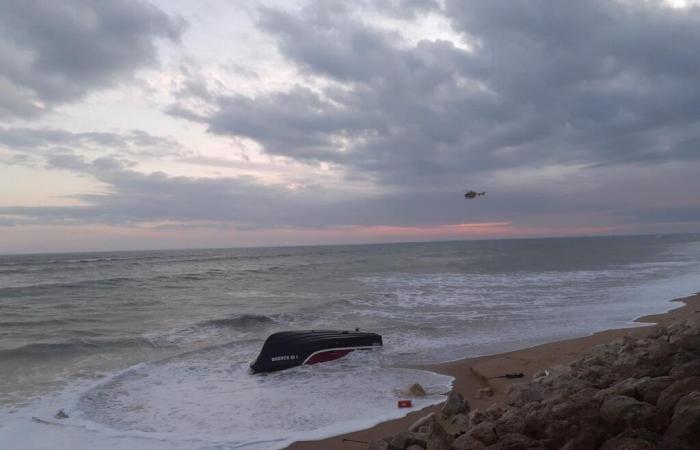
[286,293,700,450]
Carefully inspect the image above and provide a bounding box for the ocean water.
[1,235,700,449]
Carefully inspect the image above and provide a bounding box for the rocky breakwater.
[370,317,700,450]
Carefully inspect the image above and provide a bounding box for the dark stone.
[467,421,497,446]
[599,437,656,450]
[390,431,427,449]
[452,433,487,450]
[599,395,656,431]
[442,391,469,419]
[664,405,700,446]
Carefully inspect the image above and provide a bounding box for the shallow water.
[1,235,700,449]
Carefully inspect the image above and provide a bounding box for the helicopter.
[464,190,486,199]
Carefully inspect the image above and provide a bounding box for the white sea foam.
[0,350,452,450]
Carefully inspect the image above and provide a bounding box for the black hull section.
[250,330,382,373]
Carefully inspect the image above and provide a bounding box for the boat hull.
[250,330,383,373]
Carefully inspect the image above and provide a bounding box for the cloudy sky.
[1,0,700,253]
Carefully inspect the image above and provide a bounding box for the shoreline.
[286,292,700,450]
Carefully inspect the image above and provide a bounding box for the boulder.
[560,426,608,450]
[485,433,545,450]
[427,432,453,450]
[452,434,487,450]
[467,421,498,446]
[485,403,507,420]
[599,437,656,450]
[667,318,700,353]
[442,391,469,419]
[427,419,454,450]
[543,419,578,448]
[613,428,661,445]
[669,360,700,379]
[403,383,427,397]
[368,439,391,450]
[599,395,656,431]
[664,404,700,446]
[647,326,667,339]
[495,409,526,436]
[410,412,437,433]
[673,391,700,416]
[631,376,673,404]
[656,376,700,412]
[450,413,469,428]
[467,409,491,428]
[390,431,428,449]
[506,383,544,407]
[594,378,639,401]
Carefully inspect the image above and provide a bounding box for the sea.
[1,234,700,449]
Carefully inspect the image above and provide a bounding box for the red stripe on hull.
[304,349,353,365]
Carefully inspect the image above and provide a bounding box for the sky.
[1,0,700,254]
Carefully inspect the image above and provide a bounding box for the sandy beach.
[287,293,700,450]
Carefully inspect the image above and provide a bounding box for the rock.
[54,409,69,419]
[631,376,673,404]
[368,439,391,450]
[667,318,700,353]
[656,376,700,412]
[594,378,639,401]
[599,395,656,431]
[467,421,498,446]
[442,391,469,419]
[390,431,428,449]
[467,409,490,428]
[560,426,608,450]
[614,428,661,445]
[403,383,427,397]
[506,383,544,407]
[485,433,545,450]
[426,424,453,450]
[374,318,700,450]
[485,403,506,420]
[495,409,526,435]
[476,387,494,399]
[543,419,578,448]
[669,359,700,379]
[599,437,656,450]
[410,412,437,433]
[550,400,582,420]
[409,412,452,450]
[673,391,700,416]
[664,405,700,445]
[647,326,667,339]
[452,434,486,450]
[450,413,469,428]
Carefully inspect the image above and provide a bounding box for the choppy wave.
[0,338,169,361]
[197,313,283,329]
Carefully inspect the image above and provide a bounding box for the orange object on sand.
[397,400,412,408]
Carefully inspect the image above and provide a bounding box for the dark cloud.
[0,151,500,228]
[0,0,184,119]
[4,0,700,237]
[0,127,183,157]
[3,146,700,234]
[168,0,700,190]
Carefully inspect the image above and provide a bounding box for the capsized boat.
[250,330,383,373]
